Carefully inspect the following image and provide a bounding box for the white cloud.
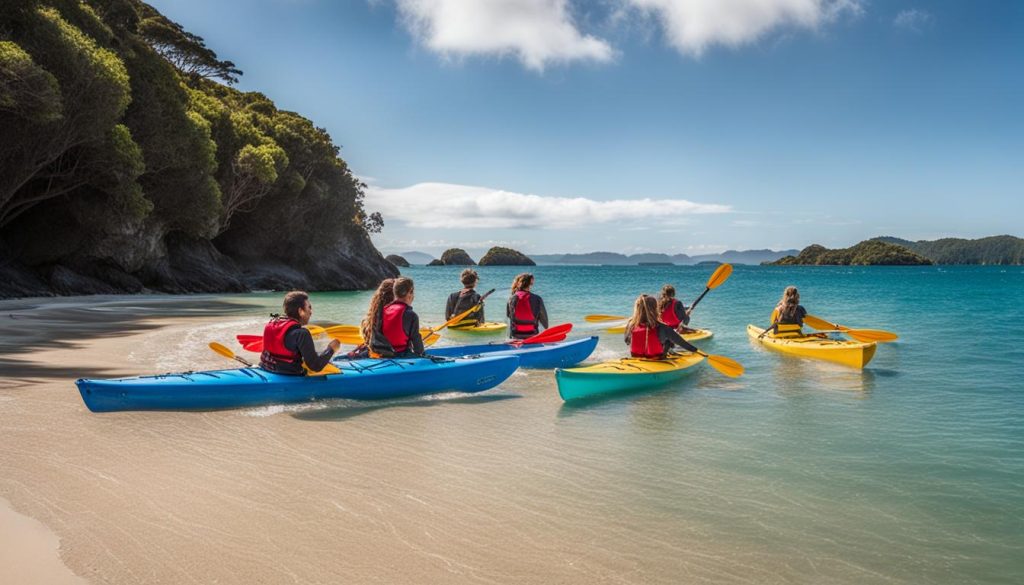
[366,181,732,229]
[394,0,614,71]
[625,0,863,56]
[893,9,933,33]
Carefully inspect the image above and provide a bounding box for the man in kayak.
[657,284,695,333]
[507,272,549,340]
[769,286,808,338]
[260,291,340,375]
[445,269,485,327]
[625,295,699,358]
[371,277,426,357]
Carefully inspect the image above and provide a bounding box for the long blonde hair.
[775,286,800,321]
[657,284,676,314]
[362,278,395,343]
[626,295,660,331]
[511,273,534,293]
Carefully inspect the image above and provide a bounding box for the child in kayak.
[657,284,694,333]
[371,277,426,357]
[625,295,698,358]
[259,291,340,375]
[769,286,807,338]
[445,269,485,327]
[507,272,548,340]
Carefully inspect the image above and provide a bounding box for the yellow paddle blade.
[209,341,235,360]
[306,325,326,335]
[706,263,733,289]
[305,362,341,376]
[585,314,628,322]
[803,314,837,331]
[323,324,360,336]
[330,330,440,347]
[705,353,744,378]
[844,329,899,343]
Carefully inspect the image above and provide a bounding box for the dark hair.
[394,277,414,298]
[511,273,534,292]
[460,268,479,287]
[283,291,309,319]
[657,284,676,314]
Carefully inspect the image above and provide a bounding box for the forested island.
[0,0,395,298]
[769,236,1024,266]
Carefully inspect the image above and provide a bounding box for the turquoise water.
[294,264,1024,582]
[7,265,1022,583]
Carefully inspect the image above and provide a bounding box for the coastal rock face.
[440,248,476,265]
[0,0,396,298]
[427,259,445,266]
[478,247,536,266]
[771,241,932,266]
[385,254,410,268]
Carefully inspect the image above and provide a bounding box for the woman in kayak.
[507,272,548,340]
[657,284,693,333]
[445,269,485,327]
[343,278,395,359]
[260,291,341,375]
[624,295,698,359]
[769,286,807,338]
[371,277,426,357]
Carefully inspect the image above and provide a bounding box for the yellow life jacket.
[770,308,803,338]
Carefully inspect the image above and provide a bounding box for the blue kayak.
[424,336,598,369]
[76,354,520,413]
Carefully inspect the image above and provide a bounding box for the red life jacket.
[260,317,303,374]
[660,299,681,328]
[511,290,537,334]
[630,324,665,358]
[382,301,411,353]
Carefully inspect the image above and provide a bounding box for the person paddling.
[768,286,808,338]
[507,272,548,340]
[657,284,695,333]
[445,269,485,327]
[371,277,426,357]
[625,295,699,358]
[259,291,340,375]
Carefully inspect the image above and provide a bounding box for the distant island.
[768,235,1024,266]
[479,247,535,266]
[770,241,932,266]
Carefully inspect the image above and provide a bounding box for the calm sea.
[4,265,1023,583]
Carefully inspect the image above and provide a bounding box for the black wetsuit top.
[624,322,699,355]
[446,289,484,324]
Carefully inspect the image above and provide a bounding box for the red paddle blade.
[520,323,572,344]
[236,334,263,353]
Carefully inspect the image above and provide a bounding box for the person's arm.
[660,324,698,353]
[534,296,549,329]
[676,301,690,326]
[289,328,338,372]
[796,305,807,326]
[445,293,456,320]
[623,327,632,345]
[472,292,484,324]
[405,310,424,355]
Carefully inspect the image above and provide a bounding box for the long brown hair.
[362,278,395,343]
[657,284,676,314]
[775,286,800,321]
[626,295,660,331]
[511,273,534,293]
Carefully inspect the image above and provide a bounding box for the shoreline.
[0,497,87,585]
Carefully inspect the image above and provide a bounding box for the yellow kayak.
[746,324,876,368]
[556,353,705,401]
[448,322,507,334]
[604,325,713,343]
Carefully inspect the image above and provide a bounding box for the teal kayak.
[555,353,705,401]
[76,354,520,412]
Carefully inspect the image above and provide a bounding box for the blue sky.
[148,0,1023,257]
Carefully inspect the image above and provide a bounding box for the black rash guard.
[445,289,484,324]
[283,327,336,373]
[506,292,549,338]
[624,322,699,354]
[370,306,425,357]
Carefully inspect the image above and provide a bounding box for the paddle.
[435,288,496,332]
[693,350,744,378]
[687,263,733,313]
[584,314,628,323]
[511,323,573,346]
[804,315,899,343]
[210,341,341,375]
